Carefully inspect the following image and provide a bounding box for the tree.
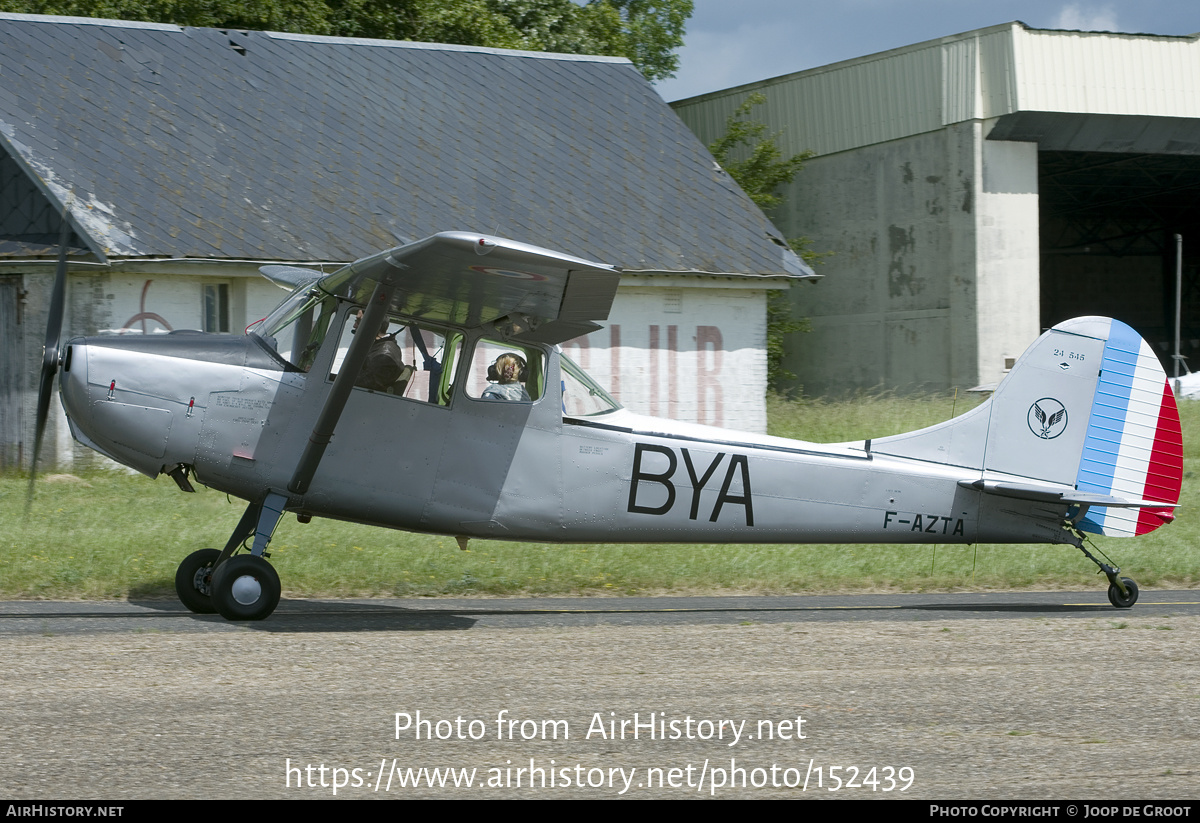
[599,0,691,82]
[708,92,812,211]
[0,0,692,81]
[708,92,823,393]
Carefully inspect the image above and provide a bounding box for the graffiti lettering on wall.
[561,325,726,427]
[121,280,173,333]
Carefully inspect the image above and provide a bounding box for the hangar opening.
[1040,152,1200,364]
[991,112,1200,373]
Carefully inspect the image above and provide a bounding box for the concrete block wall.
[769,123,1040,395]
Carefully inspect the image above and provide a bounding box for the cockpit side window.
[463,339,546,403]
[327,305,461,406]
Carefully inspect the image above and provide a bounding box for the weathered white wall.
[563,283,770,433]
[68,270,274,336]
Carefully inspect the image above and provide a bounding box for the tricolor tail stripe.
[1075,319,1183,537]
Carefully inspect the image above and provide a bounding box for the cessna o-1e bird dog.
[30,232,1182,620]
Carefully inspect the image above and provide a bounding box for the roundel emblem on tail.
[1028,398,1068,439]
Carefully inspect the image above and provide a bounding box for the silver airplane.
[30,232,1183,620]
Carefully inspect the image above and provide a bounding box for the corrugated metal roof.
[673,22,1200,159]
[0,13,809,277]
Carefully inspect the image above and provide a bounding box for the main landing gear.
[174,492,288,621]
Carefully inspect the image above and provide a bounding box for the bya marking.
[627,443,754,526]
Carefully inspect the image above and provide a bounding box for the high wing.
[314,232,621,345]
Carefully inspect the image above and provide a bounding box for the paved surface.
[3,590,1200,634]
[2,592,1199,799]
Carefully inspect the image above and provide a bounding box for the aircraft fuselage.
[59,325,1069,549]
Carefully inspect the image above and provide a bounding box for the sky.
[653,0,1200,102]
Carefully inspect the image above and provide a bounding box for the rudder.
[1073,319,1182,536]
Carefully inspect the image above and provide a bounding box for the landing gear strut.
[174,491,289,621]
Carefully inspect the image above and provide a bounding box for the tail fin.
[982,317,1182,537]
[873,317,1182,537]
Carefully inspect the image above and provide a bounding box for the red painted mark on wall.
[667,324,678,419]
[609,325,621,401]
[649,325,660,417]
[562,335,591,371]
[648,324,680,419]
[696,325,724,427]
[121,280,173,333]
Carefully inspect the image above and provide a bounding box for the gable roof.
[0,13,811,278]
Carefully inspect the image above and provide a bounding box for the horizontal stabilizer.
[879,317,1182,539]
[960,479,1178,509]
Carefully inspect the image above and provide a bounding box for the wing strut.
[288,280,394,494]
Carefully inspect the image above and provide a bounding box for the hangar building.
[673,22,1200,395]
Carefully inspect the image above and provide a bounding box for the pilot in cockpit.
[353,309,407,392]
[481,352,531,401]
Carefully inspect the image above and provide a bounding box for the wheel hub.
[231,574,263,605]
[191,567,212,596]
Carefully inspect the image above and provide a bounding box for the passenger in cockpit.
[482,352,531,401]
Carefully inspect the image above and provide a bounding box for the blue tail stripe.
[1076,320,1141,533]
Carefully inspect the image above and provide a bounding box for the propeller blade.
[27,199,73,509]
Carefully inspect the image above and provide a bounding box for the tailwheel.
[1072,534,1140,610]
[1107,577,1139,609]
[210,554,281,621]
[174,549,220,614]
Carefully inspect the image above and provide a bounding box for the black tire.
[174,549,220,614]
[1108,577,1139,609]
[210,554,281,621]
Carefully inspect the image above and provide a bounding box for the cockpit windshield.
[253,288,338,372]
[561,354,621,417]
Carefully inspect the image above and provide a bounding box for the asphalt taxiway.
[1,589,1198,634]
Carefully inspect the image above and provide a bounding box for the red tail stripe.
[1136,381,1184,536]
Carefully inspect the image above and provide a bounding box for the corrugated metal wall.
[1014,29,1200,116]
[673,23,1199,159]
